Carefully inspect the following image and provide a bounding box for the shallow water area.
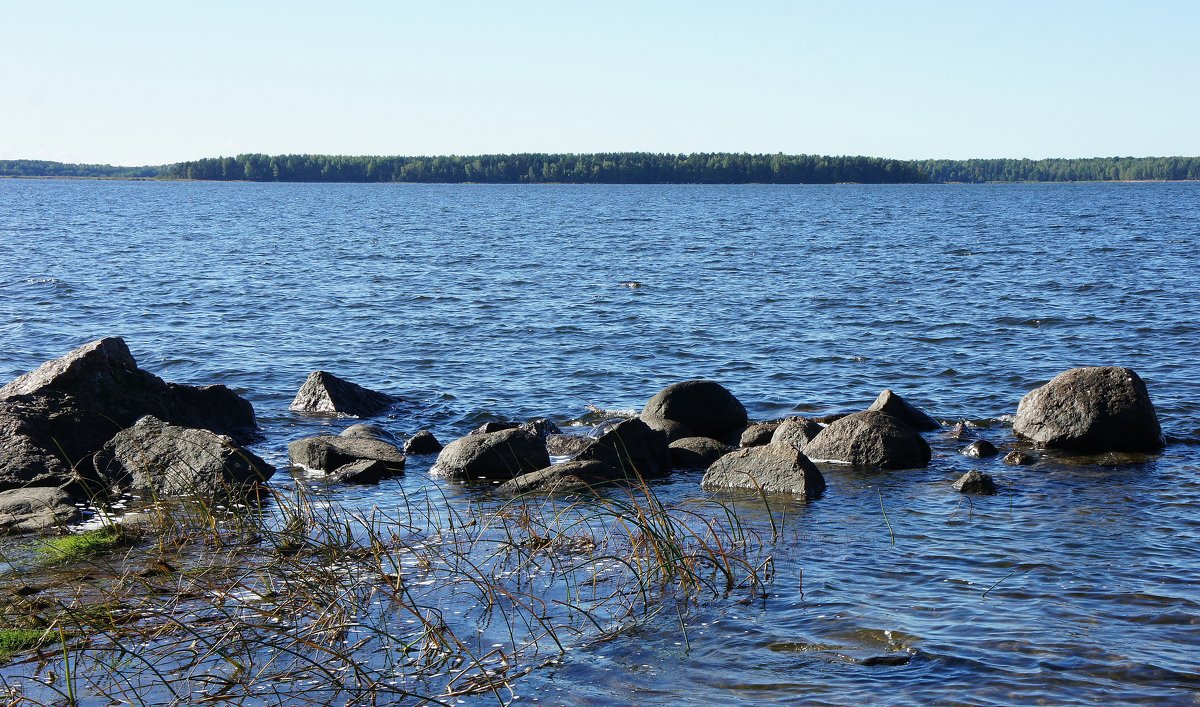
[1,180,1199,703]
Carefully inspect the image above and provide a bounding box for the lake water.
[1,179,1199,703]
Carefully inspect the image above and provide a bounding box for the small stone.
[403,430,442,455]
[960,440,999,458]
[1003,450,1036,466]
[953,470,997,494]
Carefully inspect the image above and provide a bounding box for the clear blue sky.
[3,1,1197,165]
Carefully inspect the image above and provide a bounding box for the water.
[2,179,1199,703]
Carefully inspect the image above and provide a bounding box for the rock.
[470,421,519,435]
[1012,366,1164,453]
[947,422,973,440]
[289,371,396,417]
[575,418,671,480]
[521,418,561,439]
[0,338,260,493]
[496,460,611,495]
[771,417,822,450]
[802,410,931,469]
[329,459,395,484]
[960,440,999,458]
[288,434,406,481]
[640,416,694,443]
[403,430,442,455]
[740,423,779,447]
[0,487,81,534]
[1003,450,1036,466]
[546,433,593,457]
[866,389,940,431]
[340,423,396,442]
[431,428,549,481]
[641,380,748,441]
[952,470,997,495]
[701,443,826,498]
[92,416,274,498]
[669,437,734,470]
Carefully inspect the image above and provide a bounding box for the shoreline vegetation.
[2,153,1199,184]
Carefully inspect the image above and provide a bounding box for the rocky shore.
[0,338,1167,534]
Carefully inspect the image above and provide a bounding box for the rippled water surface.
[2,180,1199,703]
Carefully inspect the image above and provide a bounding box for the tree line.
[3,154,1198,183]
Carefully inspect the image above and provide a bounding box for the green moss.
[0,628,54,661]
[36,527,127,564]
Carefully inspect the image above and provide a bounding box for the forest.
[3,154,1198,183]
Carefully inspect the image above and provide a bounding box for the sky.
[3,1,1198,165]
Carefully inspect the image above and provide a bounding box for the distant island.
[2,153,1198,184]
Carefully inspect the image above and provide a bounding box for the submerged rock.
[641,380,748,442]
[496,460,610,495]
[739,423,779,448]
[575,418,672,479]
[403,429,443,455]
[952,470,997,495]
[771,417,823,450]
[289,371,396,417]
[701,443,826,498]
[1013,366,1164,453]
[960,440,999,459]
[546,433,593,457]
[1003,450,1036,466]
[92,416,274,498]
[866,389,941,431]
[669,436,734,470]
[432,428,549,481]
[289,434,406,481]
[0,486,81,534]
[803,410,931,469]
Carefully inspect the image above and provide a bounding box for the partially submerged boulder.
[1012,367,1164,453]
[289,434,406,482]
[866,389,940,431]
[289,371,396,417]
[701,444,826,498]
[340,423,397,442]
[496,460,610,495]
[431,428,549,481]
[669,437,733,470]
[640,416,694,444]
[92,416,274,498]
[1003,450,1036,466]
[471,418,561,439]
[546,433,593,457]
[961,440,999,459]
[803,410,931,469]
[0,486,81,534]
[641,380,747,442]
[771,417,822,450]
[739,423,779,448]
[953,470,997,495]
[575,418,671,480]
[404,429,443,455]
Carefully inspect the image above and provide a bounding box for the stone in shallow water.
[960,440,998,458]
[289,371,396,417]
[701,443,826,498]
[641,379,747,442]
[432,428,549,481]
[1012,366,1163,453]
[952,470,997,495]
[1002,450,1036,466]
[771,417,822,450]
[288,434,406,481]
[866,389,941,431]
[403,429,442,455]
[739,423,779,448]
[803,411,931,469]
[669,436,733,470]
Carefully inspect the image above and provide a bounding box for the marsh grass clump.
[34,526,134,565]
[0,628,56,661]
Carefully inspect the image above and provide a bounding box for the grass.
[0,629,56,661]
[34,527,130,565]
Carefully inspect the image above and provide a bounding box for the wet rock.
[521,418,562,439]
[640,416,694,443]
[952,470,997,495]
[403,429,443,455]
[432,428,549,481]
[470,421,519,435]
[866,389,940,431]
[803,410,931,469]
[701,443,826,498]
[854,654,912,667]
[771,417,822,450]
[289,371,396,417]
[0,486,81,534]
[289,434,406,481]
[341,423,396,442]
[1013,366,1163,453]
[1003,450,1036,466]
[669,437,734,470]
[496,460,610,495]
[739,423,779,448]
[0,338,260,492]
[641,380,748,441]
[546,433,593,457]
[329,459,395,484]
[92,416,274,498]
[575,418,672,479]
[960,440,999,458]
[947,422,973,440]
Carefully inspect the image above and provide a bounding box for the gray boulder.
[740,423,779,447]
[404,429,443,455]
[495,460,611,495]
[866,389,940,431]
[669,437,734,470]
[329,459,395,484]
[288,434,406,481]
[289,371,396,417]
[340,423,397,442]
[961,440,999,458]
[641,380,747,441]
[0,486,81,534]
[802,410,931,469]
[771,417,822,450]
[546,433,593,457]
[92,416,274,498]
[431,428,549,481]
[575,418,671,480]
[701,443,826,498]
[953,470,997,495]
[1012,366,1164,452]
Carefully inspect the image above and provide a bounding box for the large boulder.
[701,444,826,498]
[0,486,81,534]
[288,434,406,481]
[289,371,396,417]
[92,416,274,498]
[771,417,822,450]
[0,338,259,492]
[669,437,734,470]
[575,418,671,480]
[1012,367,1164,453]
[866,389,940,431]
[431,428,549,481]
[802,410,931,469]
[641,380,747,442]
